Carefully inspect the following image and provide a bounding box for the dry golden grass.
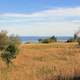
[0,42,80,80]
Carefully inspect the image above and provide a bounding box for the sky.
[0,0,80,36]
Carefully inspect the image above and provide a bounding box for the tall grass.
[36,65,80,80]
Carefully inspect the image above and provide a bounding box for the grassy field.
[0,42,80,80]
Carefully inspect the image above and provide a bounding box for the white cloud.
[0,7,80,36]
[72,20,80,23]
[30,7,80,17]
[1,7,80,17]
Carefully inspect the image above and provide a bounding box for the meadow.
[0,42,80,80]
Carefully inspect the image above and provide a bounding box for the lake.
[20,36,73,43]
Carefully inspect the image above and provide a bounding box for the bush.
[77,38,80,45]
[0,31,9,50]
[1,44,18,66]
[41,39,50,43]
[50,36,57,42]
[66,38,74,43]
[38,39,43,43]
[38,36,57,43]
[0,31,21,67]
[9,35,21,46]
[66,34,78,43]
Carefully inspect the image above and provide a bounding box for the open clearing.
[0,43,80,80]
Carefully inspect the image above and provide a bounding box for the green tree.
[0,31,21,67]
[50,36,57,42]
[39,35,57,43]
[1,44,19,67]
[66,34,78,43]
[74,34,78,40]
[38,39,43,43]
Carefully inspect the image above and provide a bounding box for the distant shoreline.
[19,36,73,43]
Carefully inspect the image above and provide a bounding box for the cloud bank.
[1,7,80,17]
[0,7,80,36]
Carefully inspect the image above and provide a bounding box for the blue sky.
[0,0,80,13]
[0,0,80,36]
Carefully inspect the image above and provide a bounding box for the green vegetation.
[9,35,21,46]
[38,36,57,43]
[66,34,77,43]
[1,44,19,67]
[66,33,80,46]
[0,31,9,50]
[77,38,80,45]
[0,30,21,67]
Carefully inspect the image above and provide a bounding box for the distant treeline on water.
[20,36,73,43]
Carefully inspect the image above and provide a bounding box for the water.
[20,36,73,43]
[57,36,73,42]
[20,36,49,43]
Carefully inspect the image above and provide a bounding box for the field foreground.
[0,43,80,80]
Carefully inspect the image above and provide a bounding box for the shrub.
[66,38,74,43]
[0,31,21,67]
[1,44,19,67]
[66,34,78,43]
[50,36,57,42]
[77,38,80,45]
[41,39,50,43]
[38,39,43,43]
[0,31,9,50]
[38,36,57,43]
[9,35,21,46]
[74,34,78,40]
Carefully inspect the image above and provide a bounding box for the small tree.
[0,31,21,67]
[38,36,57,43]
[1,44,19,67]
[38,39,42,43]
[74,34,78,40]
[50,36,57,42]
[66,33,78,43]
